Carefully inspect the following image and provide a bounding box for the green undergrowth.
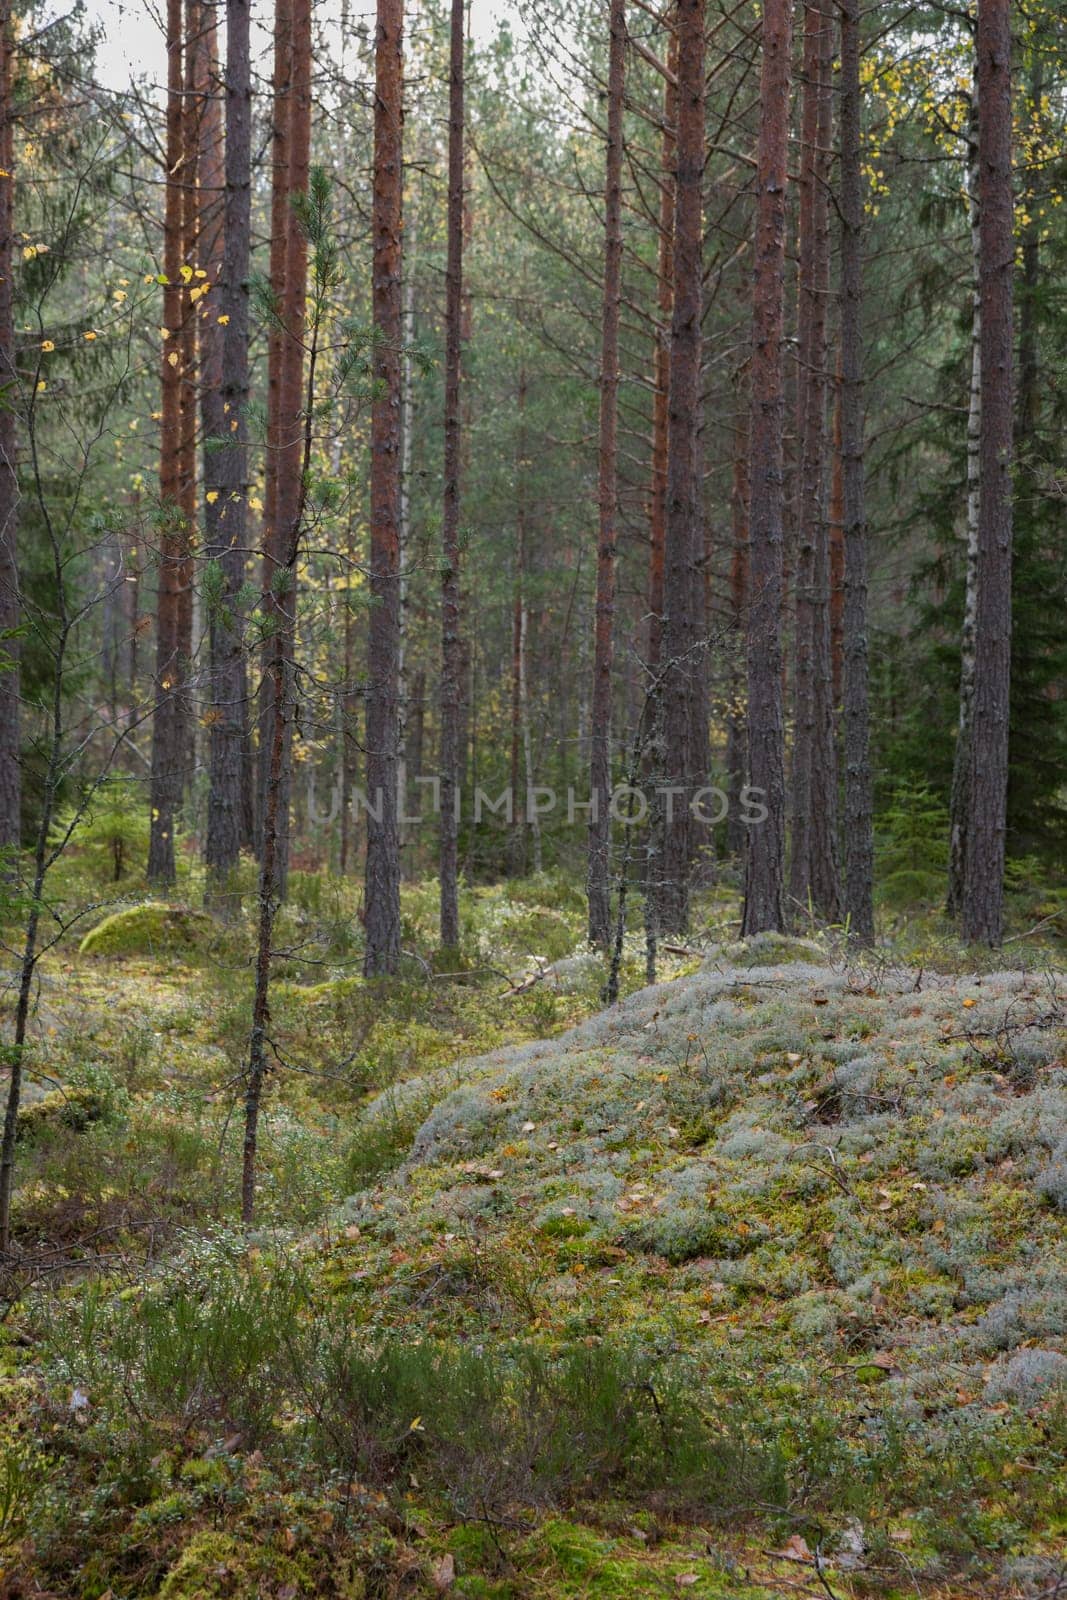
[2,872,1065,1597]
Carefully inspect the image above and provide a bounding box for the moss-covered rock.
[156,1529,362,1599]
[16,1085,107,1140]
[80,903,217,962]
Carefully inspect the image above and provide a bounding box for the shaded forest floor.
[1,870,1065,1598]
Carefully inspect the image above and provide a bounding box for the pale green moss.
[80,903,217,961]
[156,1529,357,1599]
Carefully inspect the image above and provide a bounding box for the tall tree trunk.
[828,370,844,709]
[1015,47,1042,450]
[657,0,704,935]
[647,20,677,674]
[962,0,1013,946]
[587,0,625,949]
[339,511,358,875]
[838,0,874,942]
[0,0,18,855]
[363,0,403,976]
[148,0,189,886]
[789,0,840,921]
[397,185,415,871]
[725,401,749,856]
[177,0,199,794]
[271,0,313,902]
[947,75,981,916]
[741,0,791,936]
[258,0,293,853]
[203,0,252,900]
[509,560,525,876]
[521,596,541,874]
[439,0,465,950]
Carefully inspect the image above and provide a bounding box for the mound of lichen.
[330,942,1066,1577]
[79,903,221,962]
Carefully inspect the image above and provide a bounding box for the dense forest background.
[0,0,1063,945]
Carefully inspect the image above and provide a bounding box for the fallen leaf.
[770,1533,812,1562]
[432,1552,455,1591]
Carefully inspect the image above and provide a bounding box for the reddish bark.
[257,0,293,851]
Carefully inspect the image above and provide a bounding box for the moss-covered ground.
[1,870,1064,1598]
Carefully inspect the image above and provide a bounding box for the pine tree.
[838,0,874,943]
[587,0,625,949]
[203,0,252,898]
[742,0,791,936]
[440,0,465,952]
[657,0,704,935]
[363,0,404,976]
[147,0,190,886]
[962,0,1014,945]
[0,0,18,854]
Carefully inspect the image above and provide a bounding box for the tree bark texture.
[742,0,791,936]
[363,0,403,976]
[962,0,1013,946]
[587,0,625,949]
[439,0,465,950]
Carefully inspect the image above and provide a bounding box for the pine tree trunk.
[148,0,189,886]
[838,0,874,943]
[203,0,252,900]
[725,403,749,857]
[657,0,704,936]
[509,581,524,875]
[789,0,840,921]
[647,20,677,674]
[363,0,404,976]
[587,0,625,949]
[947,77,981,917]
[741,0,791,936]
[267,0,310,900]
[177,0,199,793]
[828,370,844,710]
[439,0,465,951]
[520,604,541,876]
[962,0,1013,946]
[258,0,293,854]
[397,198,414,869]
[0,0,19,855]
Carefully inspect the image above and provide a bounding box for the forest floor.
[0,870,1065,1599]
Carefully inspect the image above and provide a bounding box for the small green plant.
[51,776,151,885]
[875,782,950,907]
[0,1439,45,1554]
